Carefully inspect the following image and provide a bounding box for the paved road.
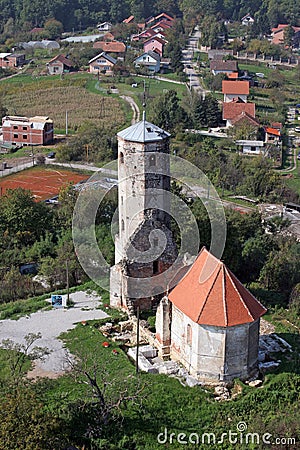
[182,30,208,96]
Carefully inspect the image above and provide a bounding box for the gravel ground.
[0,291,109,378]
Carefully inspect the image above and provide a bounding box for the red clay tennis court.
[0,167,89,201]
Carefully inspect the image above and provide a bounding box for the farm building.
[2,116,54,146]
[0,53,25,68]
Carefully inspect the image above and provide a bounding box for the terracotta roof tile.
[93,41,126,53]
[169,247,266,327]
[223,102,255,120]
[222,80,250,95]
[231,111,259,126]
[265,126,281,136]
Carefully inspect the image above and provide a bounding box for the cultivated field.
[0,166,89,200]
[0,75,126,131]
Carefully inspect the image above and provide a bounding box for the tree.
[43,18,63,39]
[148,90,187,132]
[283,24,295,48]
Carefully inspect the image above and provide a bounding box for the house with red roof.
[144,36,167,56]
[156,247,266,382]
[271,24,300,45]
[222,101,256,127]
[46,54,74,75]
[222,80,250,102]
[264,126,281,144]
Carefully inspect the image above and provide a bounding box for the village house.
[241,14,254,26]
[143,36,166,56]
[222,101,256,127]
[46,54,74,75]
[110,117,267,383]
[231,111,260,130]
[93,41,126,59]
[96,22,112,32]
[222,80,250,103]
[89,52,117,75]
[134,51,161,72]
[2,115,54,146]
[0,52,25,68]
[271,24,300,45]
[264,126,281,144]
[210,59,238,76]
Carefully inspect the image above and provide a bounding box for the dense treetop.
[0,0,299,35]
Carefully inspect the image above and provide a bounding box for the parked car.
[47,151,56,158]
[295,127,300,133]
[297,152,300,160]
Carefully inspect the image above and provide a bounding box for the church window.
[120,152,124,163]
[121,219,125,231]
[153,260,159,274]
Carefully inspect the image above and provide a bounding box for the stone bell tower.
[110,114,178,312]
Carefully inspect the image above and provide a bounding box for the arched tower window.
[187,324,192,345]
[149,155,156,166]
[153,260,159,274]
[121,219,125,231]
[120,152,124,163]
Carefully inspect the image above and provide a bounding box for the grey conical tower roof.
[117,117,170,143]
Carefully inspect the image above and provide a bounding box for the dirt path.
[0,291,109,378]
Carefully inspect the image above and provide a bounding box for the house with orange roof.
[222,80,250,102]
[123,15,135,24]
[156,247,266,382]
[264,126,281,144]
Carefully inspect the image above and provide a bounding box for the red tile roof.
[231,111,259,126]
[93,41,126,53]
[223,102,255,120]
[169,247,266,327]
[123,15,134,23]
[271,122,282,130]
[222,80,250,95]
[228,72,239,79]
[265,127,281,136]
[48,54,73,67]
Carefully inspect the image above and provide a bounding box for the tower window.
[121,219,125,231]
[120,152,124,163]
[121,196,123,205]
[153,238,158,247]
[187,324,192,345]
[153,260,159,274]
[149,155,156,166]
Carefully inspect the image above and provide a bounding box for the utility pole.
[136,305,140,374]
[66,259,70,305]
[65,110,68,136]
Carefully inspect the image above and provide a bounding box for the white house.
[97,22,112,32]
[241,14,254,26]
[134,51,161,73]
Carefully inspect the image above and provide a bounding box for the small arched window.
[121,219,125,231]
[120,152,124,164]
